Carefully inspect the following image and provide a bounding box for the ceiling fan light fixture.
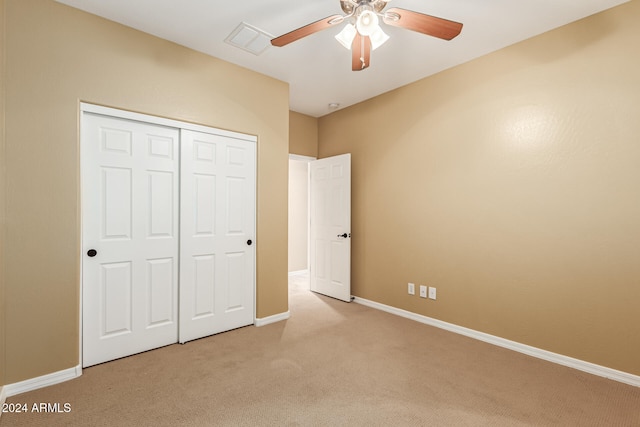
[384,11,400,23]
[356,10,379,37]
[369,26,389,50]
[335,23,357,49]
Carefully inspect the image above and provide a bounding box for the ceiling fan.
[271,0,463,71]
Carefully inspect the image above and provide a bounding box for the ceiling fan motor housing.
[341,0,389,15]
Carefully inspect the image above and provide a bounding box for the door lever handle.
[337,233,349,238]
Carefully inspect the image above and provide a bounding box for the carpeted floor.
[2,274,639,426]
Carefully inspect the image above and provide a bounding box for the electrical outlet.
[419,285,427,298]
[428,287,437,300]
[408,282,415,295]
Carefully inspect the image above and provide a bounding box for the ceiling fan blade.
[271,15,343,47]
[383,7,463,41]
[352,33,371,71]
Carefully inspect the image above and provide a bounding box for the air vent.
[225,22,273,56]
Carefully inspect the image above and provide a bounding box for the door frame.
[79,102,257,369]
[288,154,315,278]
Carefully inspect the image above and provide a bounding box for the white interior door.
[309,153,351,302]
[179,130,256,343]
[82,113,179,367]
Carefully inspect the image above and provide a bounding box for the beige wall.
[319,1,640,376]
[288,111,316,274]
[289,111,318,157]
[288,159,309,272]
[2,0,289,385]
[0,0,6,390]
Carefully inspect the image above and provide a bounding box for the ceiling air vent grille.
[224,22,273,56]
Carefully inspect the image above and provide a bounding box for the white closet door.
[179,130,256,343]
[82,113,179,367]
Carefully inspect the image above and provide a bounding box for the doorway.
[288,155,314,278]
[288,153,352,302]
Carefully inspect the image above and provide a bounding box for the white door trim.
[288,154,316,162]
[81,103,257,143]
[288,154,315,277]
[79,102,257,368]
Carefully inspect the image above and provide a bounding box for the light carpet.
[2,275,639,426]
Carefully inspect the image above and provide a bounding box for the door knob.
[247,239,253,246]
[87,249,97,257]
[337,233,348,238]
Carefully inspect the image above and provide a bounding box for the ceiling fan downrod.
[341,0,390,15]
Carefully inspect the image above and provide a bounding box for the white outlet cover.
[419,285,427,298]
[408,282,415,295]
[428,287,437,300]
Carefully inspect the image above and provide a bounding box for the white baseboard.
[354,297,640,388]
[4,365,82,397]
[288,270,309,277]
[0,386,6,420]
[255,311,290,327]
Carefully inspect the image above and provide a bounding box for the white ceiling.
[56,0,629,117]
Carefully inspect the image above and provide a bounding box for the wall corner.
[0,0,8,390]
